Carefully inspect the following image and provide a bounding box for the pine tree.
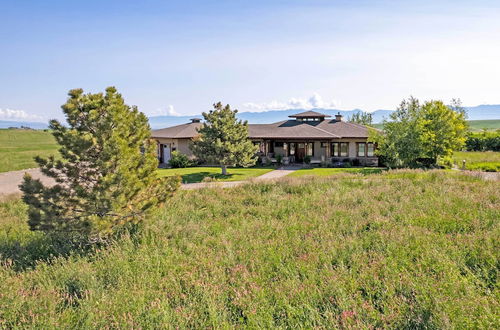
[20,87,179,242]
[190,102,258,175]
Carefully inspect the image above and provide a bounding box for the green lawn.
[452,151,500,172]
[0,129,59,173]
[157,166,274,183]
[0,171,498,328]
[288,167,384,177]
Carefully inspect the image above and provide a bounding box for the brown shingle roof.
[151,119,377,140]
[288,110,331,118]
[151,122,202,139]
[248,120,374,139]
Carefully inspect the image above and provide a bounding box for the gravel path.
[0,166,301,197]
[0,168,55,198]
[2,167,496,199]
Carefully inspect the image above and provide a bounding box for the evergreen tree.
[190,102,258,175]
[348,111,373,126]
[20,87,179,242]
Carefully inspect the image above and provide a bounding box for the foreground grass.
[0,171,499,328]
[289,167,384,177]
[452,151,500,172]
[157,166,274,183]
[0,129,59,173]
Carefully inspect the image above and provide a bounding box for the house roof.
[288,110,331,118]
[152,117,376,140]
[248,120,373,139]
[151,121,203,139]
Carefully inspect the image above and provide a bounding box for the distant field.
[467,119,500,131]
[373,119,500,131]
[1,171,498,328]
[0,129,59,173]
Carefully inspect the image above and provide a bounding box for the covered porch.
[254,139,378,166]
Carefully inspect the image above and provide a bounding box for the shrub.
[169,151,193,168]
[304,155,311,164]
[465,131,500,151]
[438,156,453,169]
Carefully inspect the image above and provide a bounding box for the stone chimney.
[335,112,343,122]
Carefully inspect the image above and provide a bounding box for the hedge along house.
[151,111,379,166]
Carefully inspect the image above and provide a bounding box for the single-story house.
[151,111,379,166]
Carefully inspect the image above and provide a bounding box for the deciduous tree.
[348,111,373,126]
[370,97,467,167]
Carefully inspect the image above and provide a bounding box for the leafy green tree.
[20,87,179,242]
[190,102,258,175]
[418,99,467,164]
[370,97,467,167]
[348,111,373,126]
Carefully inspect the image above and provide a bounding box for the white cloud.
[0,108,45,122]
[242,93,340,112]
[148,105,180,117]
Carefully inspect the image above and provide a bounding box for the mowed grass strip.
[0,170,498,328]
[157,166,274,183]
[0,129,59,173]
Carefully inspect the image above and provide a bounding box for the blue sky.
[1,0,500,122]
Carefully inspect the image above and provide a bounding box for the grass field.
[0,129,59,173]
[288,167,384,177]
[373,119,500,132]
[0,171,498,328]
[157,166,274,183]
[467,119,500,132]
[452,151,500,172]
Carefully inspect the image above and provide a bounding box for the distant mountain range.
[2,104,500,130]
[0,120,50,129]
[148,104,500,129]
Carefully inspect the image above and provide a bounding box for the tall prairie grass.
[0,170,498,328]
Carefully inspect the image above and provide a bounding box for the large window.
[290,143,296,155]
[340,142,349,157]
[331,142,339,156]
[357,143,366,157]
[306,142,314,156]
[367,143,375,157]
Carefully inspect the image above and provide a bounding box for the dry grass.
[0,170,498,328]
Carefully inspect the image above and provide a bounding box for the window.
[331,142,339,157]
[357,143,366,157]
[307,142,314,156]
[321,142,328,148]
[290,143,296,155]
[274,142,284,148]
[340,142,348,157]
[367,143,375,157]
